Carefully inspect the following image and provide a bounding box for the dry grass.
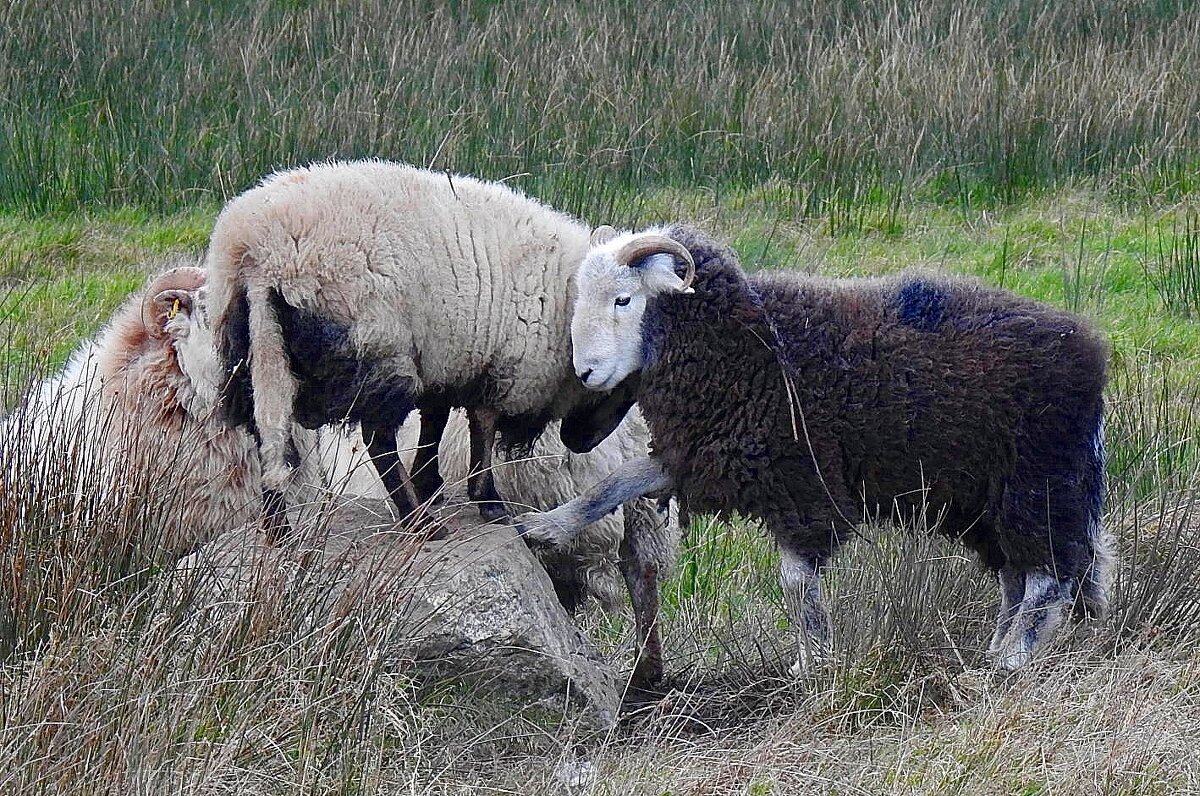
[3,390,1200,794]
[4,1,1200,790]
[2,0,1200,217]
[3,188,1200,792]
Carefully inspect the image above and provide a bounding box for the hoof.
[991,645,1032,672]
[629,658,664,691]
[414,486,447,506]
[421,522,450,542]
[478,500,510,523]
[401,509,449,542]
[788,642,832,678]
[513,512,558,548]
[261,512,292,545]
[412,521,451,545]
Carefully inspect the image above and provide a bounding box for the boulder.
[172,495,622,725]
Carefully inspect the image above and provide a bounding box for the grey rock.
[172,495,622,725]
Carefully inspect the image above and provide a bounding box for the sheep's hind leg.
[987,567,1027,660]
[620,499,670,689]
[365,423,444,540]
[778,545,832,677]
[251,421,293,544]
[467,407,507,522]
[262,488,291,544]
[410,401,449,503]
[990,571,1074,671]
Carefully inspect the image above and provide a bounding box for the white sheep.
[206,160,638,536]
[4,264,675,637]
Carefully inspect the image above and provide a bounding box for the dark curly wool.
[637,227,1109,607]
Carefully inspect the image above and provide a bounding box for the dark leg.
[364,423,430,530]
[466,407,506,521]
[620,502,665,689]
[262,488,291,544]
[518,456,673,546]
[410,401,450,503]
[539,550,588,615]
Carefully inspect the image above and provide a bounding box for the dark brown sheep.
[521,225,1112,685]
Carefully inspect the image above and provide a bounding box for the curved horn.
[615,235,695,292]
[140,266,206,330]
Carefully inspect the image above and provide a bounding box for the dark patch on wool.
[218,284,255,429]
[894,278,947,331]
[541,562,587,615]
[270,290,416,431]
[558,375,640,454]
[495,409,555,456]
[636,225,1110,584]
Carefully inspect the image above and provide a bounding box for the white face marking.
[571,254,658,392]
[571,229,694,392]
[165,285,225,412]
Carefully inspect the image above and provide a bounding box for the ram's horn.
[615,235,695,292]
[141,266,206,330]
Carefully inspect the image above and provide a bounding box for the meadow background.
[3,0,1200,793]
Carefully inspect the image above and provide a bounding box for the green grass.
[4,197,1200,791]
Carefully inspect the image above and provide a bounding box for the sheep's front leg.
[991,571,1074,671]
[620,499,671,689]
[517,456,672,547]
[466,407,507,521]
[410,400,449,503]
[778,545,832,677]
[364,423,439,537]
[987,566,1027,660]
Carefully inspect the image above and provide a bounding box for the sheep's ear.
[590,225,618,247]
[145,289,194,337]
[637,254,695,296]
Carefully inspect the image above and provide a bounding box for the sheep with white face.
[524,224,1111,683]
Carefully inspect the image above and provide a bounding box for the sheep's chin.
[584,372,627,392]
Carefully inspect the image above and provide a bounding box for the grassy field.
[4,1,1200,794]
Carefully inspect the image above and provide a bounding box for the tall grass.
[3,0,1200,218]
[5,346,1200,793]
[1143,214,1200,318]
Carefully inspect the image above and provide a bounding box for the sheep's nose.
[578,368,594,385]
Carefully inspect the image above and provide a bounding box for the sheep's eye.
[614,296,631,308]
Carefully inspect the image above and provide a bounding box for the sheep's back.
[640,262,1107,533]
[208,160,590,415]
[756,270,1107,518]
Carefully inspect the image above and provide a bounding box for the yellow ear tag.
[169,298,181,320]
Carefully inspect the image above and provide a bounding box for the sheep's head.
[140,266,224,413]
[570,225,694,392]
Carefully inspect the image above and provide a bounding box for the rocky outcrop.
[172,495,621,725]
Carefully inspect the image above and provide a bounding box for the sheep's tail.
[243,282,301,492]
[1078,408,1113,619]
[213,258,299,493]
